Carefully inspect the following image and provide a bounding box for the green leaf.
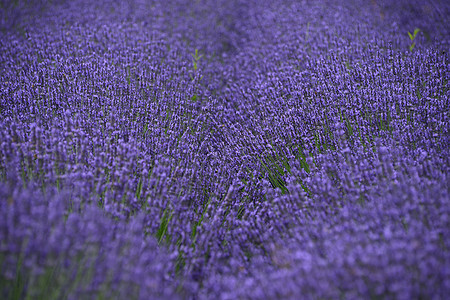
[407,31,413,41]
[157,208,173,245]
[191,49,203,61]
[413,28,421,38]
[135,177,143,199]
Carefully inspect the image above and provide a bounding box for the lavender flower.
[1,0,448,299]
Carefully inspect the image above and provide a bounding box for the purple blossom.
[1,0,449,299]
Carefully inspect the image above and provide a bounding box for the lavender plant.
[1,0,449,299]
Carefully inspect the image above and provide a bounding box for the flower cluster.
[1,0,448,299]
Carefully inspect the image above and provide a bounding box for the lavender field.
[1,0,449,299]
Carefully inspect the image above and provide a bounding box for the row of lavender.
[1,0,449,299]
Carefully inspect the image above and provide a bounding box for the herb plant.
[0,0,448,299]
